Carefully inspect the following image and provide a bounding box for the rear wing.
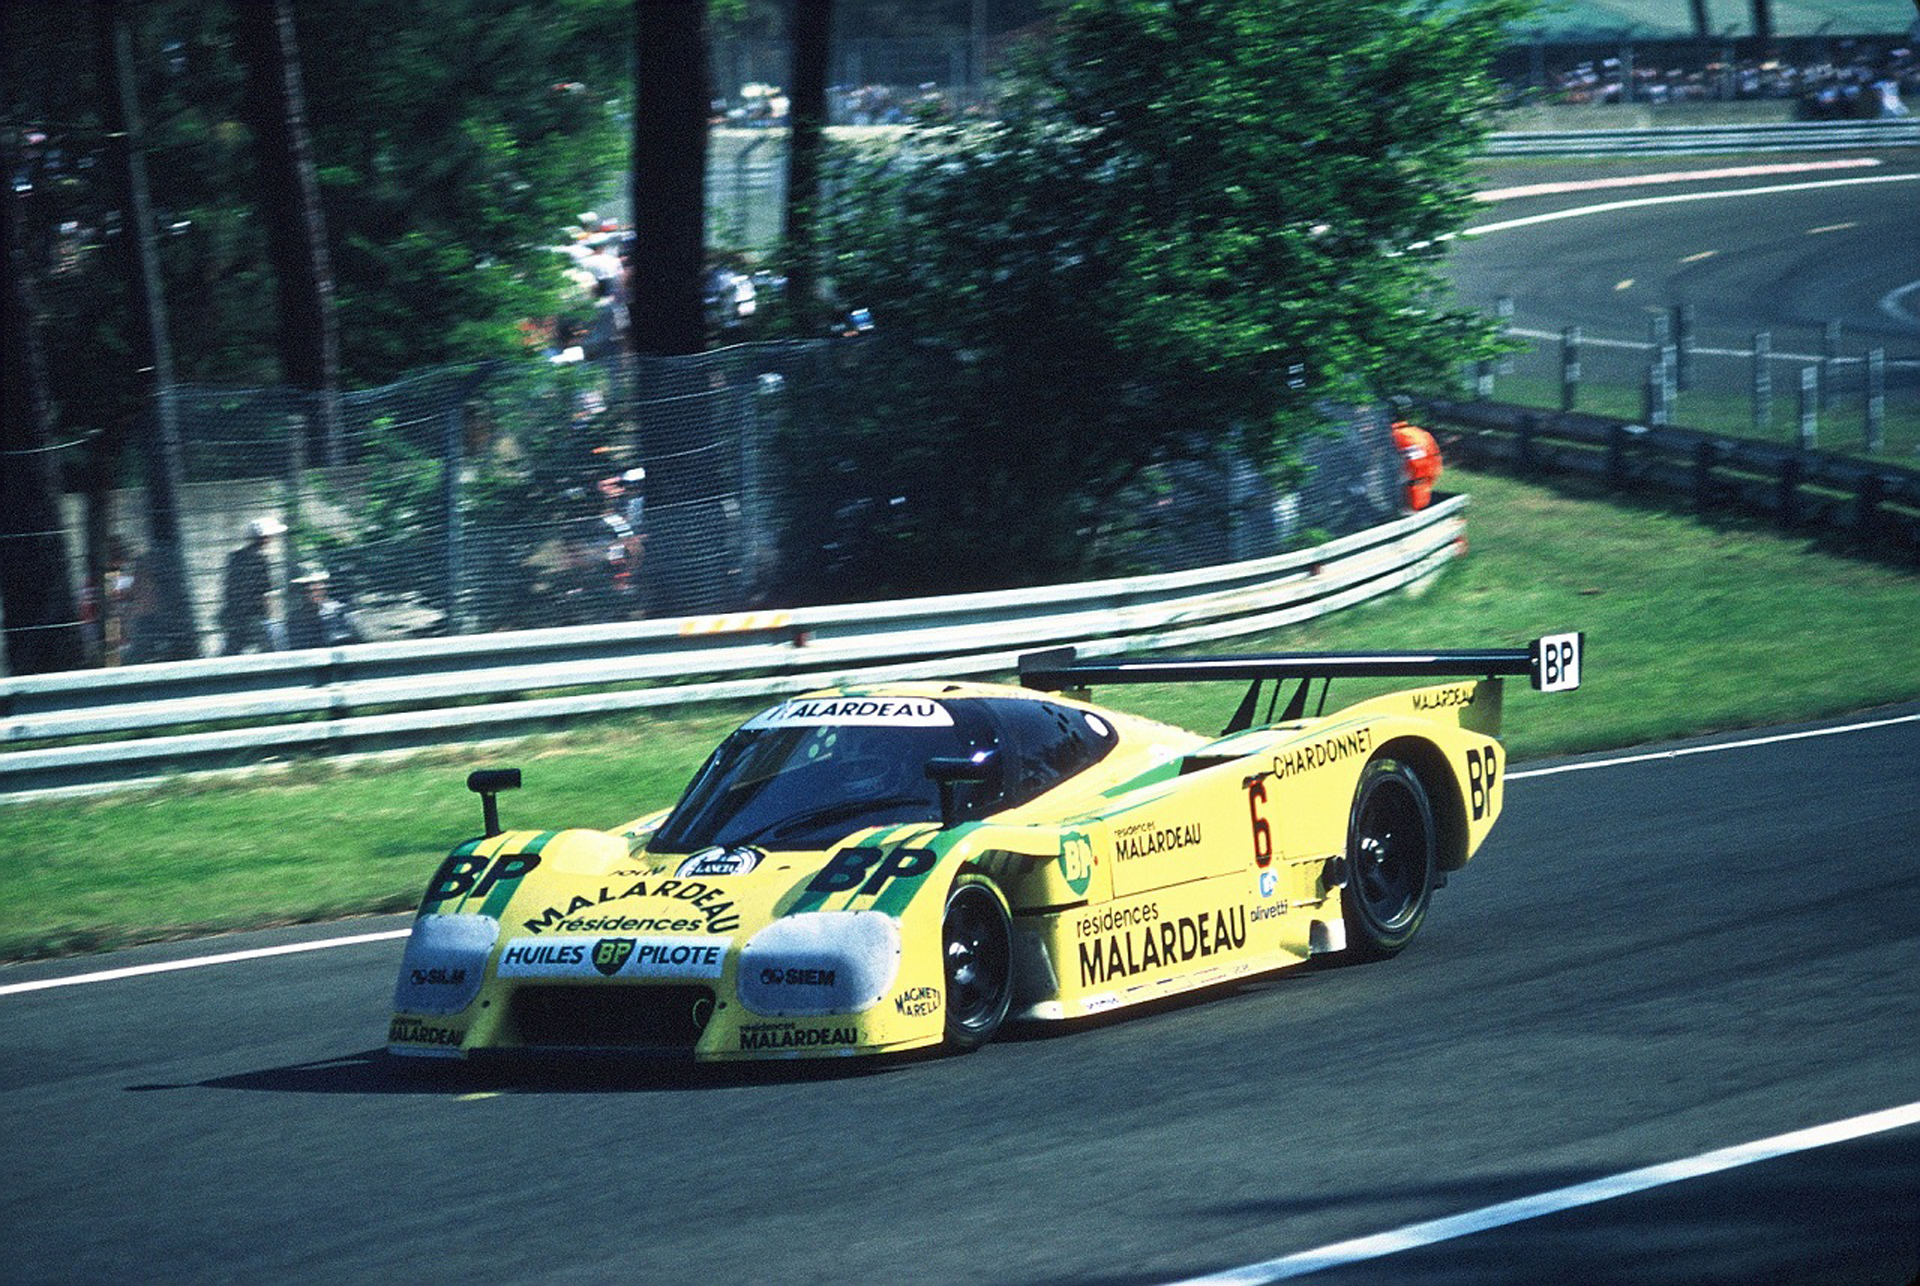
[1019,633,1582,734]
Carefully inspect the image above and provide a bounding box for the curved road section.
[1449,150,1920,355]
[3,706,1917,1282]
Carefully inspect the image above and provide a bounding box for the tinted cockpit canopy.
[648,693,1119,853]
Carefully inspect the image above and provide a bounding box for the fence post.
[441,400,466,634]
[283,393,309,614]
[1672,303,1694,391]
[1496,295,1514,376]
[1648,312,1676,421]
[1865,347,1885,454]
[1560,325,1580,412]
[1797,366,1819,451]
[1752,331,1771,437]
[1821,321,1840,410]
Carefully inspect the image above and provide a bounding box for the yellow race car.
[388,635,1582,1063]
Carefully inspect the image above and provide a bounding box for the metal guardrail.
[1485,119,1920,155]
[0,500,1468,798]
[1422,399,1920,554]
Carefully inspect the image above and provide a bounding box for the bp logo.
[1060,836,1094,897]
[593,938,636,976]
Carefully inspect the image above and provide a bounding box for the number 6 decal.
[1247,778,1273,867]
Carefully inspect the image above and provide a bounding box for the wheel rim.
[944,886,1009,1033]
[1354,779,1426,930]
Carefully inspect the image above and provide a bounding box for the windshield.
[649,696,993,853]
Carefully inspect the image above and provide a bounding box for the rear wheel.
[1341,758,1437,960]
[942,875,1012,1051]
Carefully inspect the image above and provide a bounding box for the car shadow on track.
[128,1046,921,1096]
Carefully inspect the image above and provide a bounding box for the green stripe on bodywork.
[417,838,485,917]
[870,825,963,918]
[1100,760,1184,798]
[785,823,943,917]
[475,830,557,919]
[785,825,907,915]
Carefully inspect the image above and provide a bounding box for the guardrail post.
[1559,326,1580,412]
[1752,332,1771,437]
[1692,438,1716,512]
[1856,471,1884,541]
[1797,366,1819,451]
[1644,362,1670,427]
[1607,422,1634,489]
[1496,295,1515,375]
[1865,348,1885,455]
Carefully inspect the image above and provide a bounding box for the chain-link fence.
[44,342,1409,667]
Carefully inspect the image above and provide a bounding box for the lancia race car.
[388,634,1583,1063]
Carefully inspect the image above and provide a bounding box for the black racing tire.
[1340,757,1437,961]
[941,875,1013,1052]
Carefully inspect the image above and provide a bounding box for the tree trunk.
[0,137,85,676]
[235,0,343,467]
[630,0,710,357]
[94,0,200,661]
[783,0,831,333]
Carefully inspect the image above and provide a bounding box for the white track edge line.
[1167,1099,1920,1284]
[6,712,1913,997]
[1507,711,1920,781]
[0,928,410,996]
[1464,172,1920,236]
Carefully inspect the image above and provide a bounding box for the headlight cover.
[392,914,498,1015]
[737,911,902,1017]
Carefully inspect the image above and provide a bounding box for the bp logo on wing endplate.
[593,938,636,976]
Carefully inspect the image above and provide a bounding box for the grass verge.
[2,463,1915,962]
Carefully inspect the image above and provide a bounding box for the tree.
[630,0,711,356]
[93,0,200,661]
[234,0,343,465]
[782,0,832,332]
[0,136,85,675]
[798,0,1521,594]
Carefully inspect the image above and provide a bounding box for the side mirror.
[926,750,997,829]
[467,768,522,837]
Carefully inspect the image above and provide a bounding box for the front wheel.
[1341,758,1437,961]
[942,875,1012,1051]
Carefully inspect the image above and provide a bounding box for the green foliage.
[291,0,631,383]
[3,0,629,431]
[798,0,1525,592]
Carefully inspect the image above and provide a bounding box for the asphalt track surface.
[1450,150,1920,354]
[4,705,1917,1284]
